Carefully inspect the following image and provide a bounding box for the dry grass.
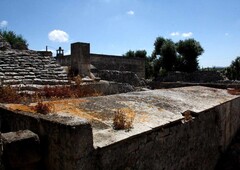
[0,85,102,104]
[32,102,53,115]
[227,88,240,95]
[0,85,22,103]
[113,108,136,131]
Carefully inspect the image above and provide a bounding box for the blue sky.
[1,0,240,67]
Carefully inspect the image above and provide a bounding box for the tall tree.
[152,36,166,60]
[0,30,28,50]
[160,39,177,71]
[176,39,204,72]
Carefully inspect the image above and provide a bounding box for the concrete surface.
[44,86,238,148]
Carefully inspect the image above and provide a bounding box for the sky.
[0,0,240,67]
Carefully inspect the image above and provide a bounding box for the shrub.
[113,108,135,131]
[33,102,52,115]
[0,85,21,103]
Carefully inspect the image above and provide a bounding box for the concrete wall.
[0,95,240,169]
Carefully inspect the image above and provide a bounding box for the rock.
[1,130,41,169]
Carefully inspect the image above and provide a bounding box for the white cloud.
[225,33,229,36]
[170,32,180,36]
[127,10,135,15]
[0,20,8,28]
[182,32,193,38]
[48,29,69,43]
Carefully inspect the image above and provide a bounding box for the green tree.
[124,50,154,78]
[0,30,28,50]
[152,36,166,60]
[225,57,240,80]
[160,39,177,71]
[123,50,135,58]
[176,39,204,72]
[135,50,147,58]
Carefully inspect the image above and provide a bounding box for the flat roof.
[6,86,239,148]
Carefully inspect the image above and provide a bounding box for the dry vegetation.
[0,85,101,104]
[113,108,136,131]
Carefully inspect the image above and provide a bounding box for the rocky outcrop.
[0,48,69,91]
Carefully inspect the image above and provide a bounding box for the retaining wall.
[96,98,240,169]
[0,87,240,169]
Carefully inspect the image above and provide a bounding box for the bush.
[0,86,21,103]
[0,30,28,50]
[32,102,52,114]
[113,108,135,131]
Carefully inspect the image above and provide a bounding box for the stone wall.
[0,106,94,170]
[0,88,240,169]
[157,71,224,83]
[0,49,69,91]
[55,43,146,79]
[90,53,145,78]
[96,97,240,169]
[0,35,69,91]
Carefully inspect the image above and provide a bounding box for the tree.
[225,57,240,80]
[151,36,166,60]
[160,39,177,71]
[135,50,147,58]
[0,30,28,50]
[176,39,204,72]
[124,50,154,78]
[123,50,135,58]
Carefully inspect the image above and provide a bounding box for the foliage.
[225,57,240,80]
[160,39,177,71]
[123,50,135,58]
[33,102,52,115]
[113,108,135,131]
[0,85,21,103]
[0,85,102,104]
[124,50,147,59]
[152,36,166,60]
[0,30,28,50]
[176,39,204,72]
[123,49,154,79]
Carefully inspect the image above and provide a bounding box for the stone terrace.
[0,49,69,91]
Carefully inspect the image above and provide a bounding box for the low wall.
[0,106,94,170]
[96,97,240,169]
[156,71,224,83]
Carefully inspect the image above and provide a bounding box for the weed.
[113,108,135,131]
[32,102,53,115]
[0,85,21,103]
